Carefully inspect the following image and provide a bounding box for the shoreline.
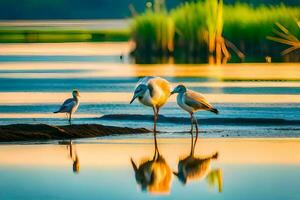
[0,121,300,144]
[0,123,150,142]
[99,114,300,126]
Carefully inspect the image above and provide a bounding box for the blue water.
[0,136,299,200]
[0,53,300,199]
[1,77,300,94]
[0,54,300,137]
[0,165,298,200]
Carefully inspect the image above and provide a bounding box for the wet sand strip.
[0,123,150,142]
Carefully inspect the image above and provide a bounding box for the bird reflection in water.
[66,140,80,174]
[174,135,223,192]
[130,138,172,195]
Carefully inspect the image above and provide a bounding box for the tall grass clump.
[171,0,234,64]
[130,10,174,62]
[267,21,300,62]
[130,1,300,63]
[170,2,207,62]
[223,3,300,61]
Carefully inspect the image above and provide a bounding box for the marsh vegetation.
[130,0,300,63]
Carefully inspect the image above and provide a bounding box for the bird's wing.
[154,77,171,94]
[184,90,214,110]
[148,77,171,94]
[148,77,171,105]
[57,98,75,112]
[62,98,74,106]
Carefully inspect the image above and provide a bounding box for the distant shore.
[99,114,300,126]
[0,123,150,142]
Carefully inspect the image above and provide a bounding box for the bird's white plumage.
[177,89,215,114]
[139,89,153,107]
[56,98,79,114]
[177,92,194,113]
[131,76,171,133]
[172,85,218,145]
[54,90,81,125]
[136,76,171,109]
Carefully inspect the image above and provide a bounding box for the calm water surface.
[0,138,299,200]
[0,35,300,200]
[0,43,299,135]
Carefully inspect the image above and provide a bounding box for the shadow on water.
[130,137,173,195]
[130,132,222,195]
[60,140,80,174]
[174,134,222,192]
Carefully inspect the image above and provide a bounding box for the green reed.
[130,1,300,63]
[0,29,129,43]
[130,10,174,57]
[223,3,299,60]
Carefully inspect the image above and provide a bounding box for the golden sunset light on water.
[0,0,299,199]
[1,138,300,167]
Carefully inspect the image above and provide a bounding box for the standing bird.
[130,77,171,136]
[170,85,218,145]
[54,89,80,125]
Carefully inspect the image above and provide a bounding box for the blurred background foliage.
[0,0,298,19]
[0,0,299,63]
[131,0,300,63]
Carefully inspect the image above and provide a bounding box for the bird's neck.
[177,92,186,103]
[178,92,185,98]
[73,96,79,102]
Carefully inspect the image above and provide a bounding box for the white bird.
[54,89,80,125]
[171,84,218,144]
[130,76,171,135]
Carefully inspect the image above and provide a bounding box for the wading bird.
[170,84,218,145]
[54,89,80,125]
[130,76,171,136]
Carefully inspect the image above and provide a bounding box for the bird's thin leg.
[153,107,157,133]
[190,127,194,156]
[156,147,160,158]
[153,106,160,157]
[153,148,157,160]
[69,113,72,125]
[189,112,194,134]
[153,116,158,161]
[153,136,159,160]
[156,107,160,128]
[65,113,68,119]
[193,115,199,149]
[69,142,73,159]
[189,113,194,155]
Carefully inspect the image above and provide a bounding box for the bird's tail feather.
[212,152,219,160]
[210,108,219,114]
[53,111,60,113]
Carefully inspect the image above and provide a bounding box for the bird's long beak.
[130,94,137,104]
[130,158,138,173]
[170,91,175,96]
